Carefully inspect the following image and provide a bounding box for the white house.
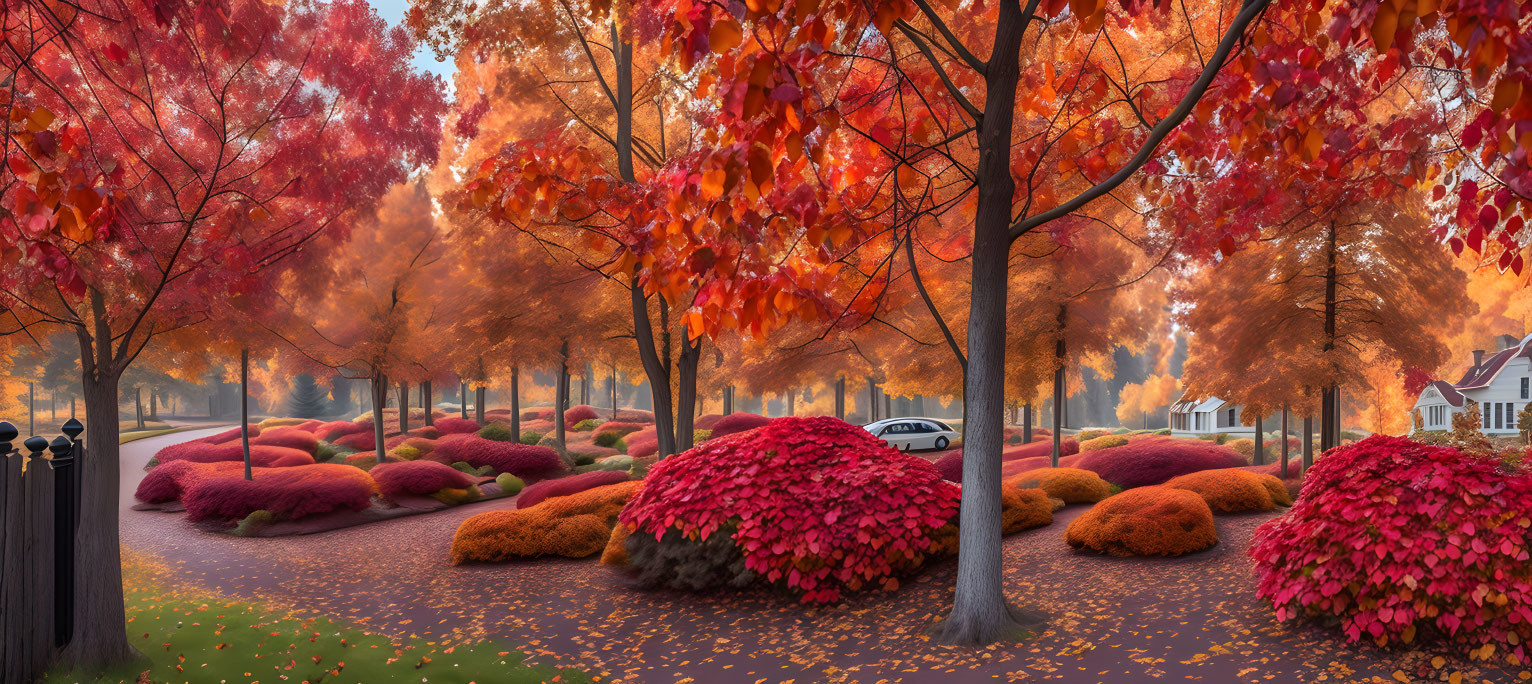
[1412,333,1531,436]
[1169,394,1258,438]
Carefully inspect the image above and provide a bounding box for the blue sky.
[367,0,457,82]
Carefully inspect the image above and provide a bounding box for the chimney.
[1473,349,1486,370]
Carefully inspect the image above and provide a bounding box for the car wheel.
[934,436,949,450]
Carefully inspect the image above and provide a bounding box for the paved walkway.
[119,428,1524,682]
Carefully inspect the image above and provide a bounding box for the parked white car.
[863,418,959,452]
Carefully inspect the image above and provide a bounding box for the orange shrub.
[450,481,643,563]
[601,523,632,566]
[1165,468,1292,513]
[1001,487,1054,534]
[1005,467,1113,503]
[1065,486,1217,557]
[1078,434,1129,452]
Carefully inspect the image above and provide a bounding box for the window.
[1509,403,1517,430]
[1496,403,1505,430]
[1522,377,1528,399]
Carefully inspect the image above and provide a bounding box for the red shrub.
[626,430,658,458]
[370,460,478,501]
[428,436,566,479]
[621,416,960,604]
[401,437,438,454]
[517,470,631,509]
[710,412,772,439]
[433,417,481,435]
[292,419,324,433]
[521,406,554,421]
[182,464,378,523]
[564,404,599,425]
[595,421,645,437]
[406,425,441,439]
[333,431,376,452]
[156,442,314,468]
[252,427,319,454]
[1072,436,1245,488]
[201,425,261,444]
[694,414,724,430]
[935,438,1080,482]
[315,421,369,442]
[383,434,411,450]
[521,419,555,434]
[1251,436,1532,663]
[1243,460,1304,479]
[135,461,246,503]
[612,408,655,423]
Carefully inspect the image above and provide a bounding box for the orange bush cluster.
[1001,487,1054,534]
[1078,434,1129,452]
[1065,486,1217,557]
[1005,467,1113,503]
[1164,468,1293,513]
[450,481,643,563]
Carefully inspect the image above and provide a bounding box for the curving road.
[119,428,1523,683]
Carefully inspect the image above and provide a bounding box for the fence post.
[22,435,55,679]
[49,434,77,648]
[0,421,19,684]
[63,418,83,531]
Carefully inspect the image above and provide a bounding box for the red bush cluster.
[621,416,960,604]
[594,421,646,437]
[406,425,441,440]
[694,414,724,430]
[517,470,631,509]
[433,417,481,434]
[370,460,478,501]
[521,407,554,421]
[292,419,324,433]
[252,427,319,454]
[156,442,314,468]
[934,437,1081,483]
[332,430,376,451]
[181,464,378,523]
[135,461,246,503]
[1072,436,1245,488]
[428,436,566,479]
[314,421,368,442]
[1251,436,1532,663]
[564,404,599,425]
[625,430,659,458]
[709,412,772,439]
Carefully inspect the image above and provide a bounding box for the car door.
[905,421,935,450]
[878,422,911,450]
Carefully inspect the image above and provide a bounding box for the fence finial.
[23,435,48,455]
[0,421,15,451]
[61,418,83,441]
[48,436,71,456]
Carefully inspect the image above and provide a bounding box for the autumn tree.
[0,0,444,666]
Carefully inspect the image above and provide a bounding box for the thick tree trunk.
[675,338,700,452]
[866,377,877,422]
[834,377,845,420]
[724,385,734,415]
[371,372,388,464]
[555,341,570,445]
[148,390,158,421]
[134,386,143,429]
[460,381,468,419]
[1303,415,1314,470]
[1254,413,1264,466]
[611,366,619,420]
[397,382,409,434]
[422,381,433,426]
[509,366,519,440]
[1280,404,1289,476]
[931,0,1045,645]
[1023,403,1032,443]
[1320,220,1339,452]
[241,348,252,480]
[631,283,677,458]
[787,388,795,417]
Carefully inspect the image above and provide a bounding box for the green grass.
[118,427,189,445]
[44,558,586,684]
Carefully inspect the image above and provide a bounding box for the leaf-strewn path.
[120,429,1525,683]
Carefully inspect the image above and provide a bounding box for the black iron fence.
[0,418,83,684]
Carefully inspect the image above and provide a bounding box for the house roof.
[1427,380,1466,407]
[1456,347,1518,388]
[1170,392,1226,414]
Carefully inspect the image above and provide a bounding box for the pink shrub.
[156,442,314,468]
[570,445,621,459]
[371,460,478,501]
[434,417,481,435]
[517,470,631,509]
[1252,436,1532,663]
[383,434,411,450]
[711,412,772,439]
[401,436,439,454]
[407,426,441,439]
[429,436,566,479]
[521,419,555,434]
[1072,436,1245,488]
[612,408,655,423]
[252,427,319,454]
[182,464,378,523]
[135,461,245,503]
[292,419,324,433]
[694,413,724,430]
[202,425,261,444]
[564,404,599,425]
[333,431,376,452]
[1243,460,1304,479]
[314,421,368,442]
